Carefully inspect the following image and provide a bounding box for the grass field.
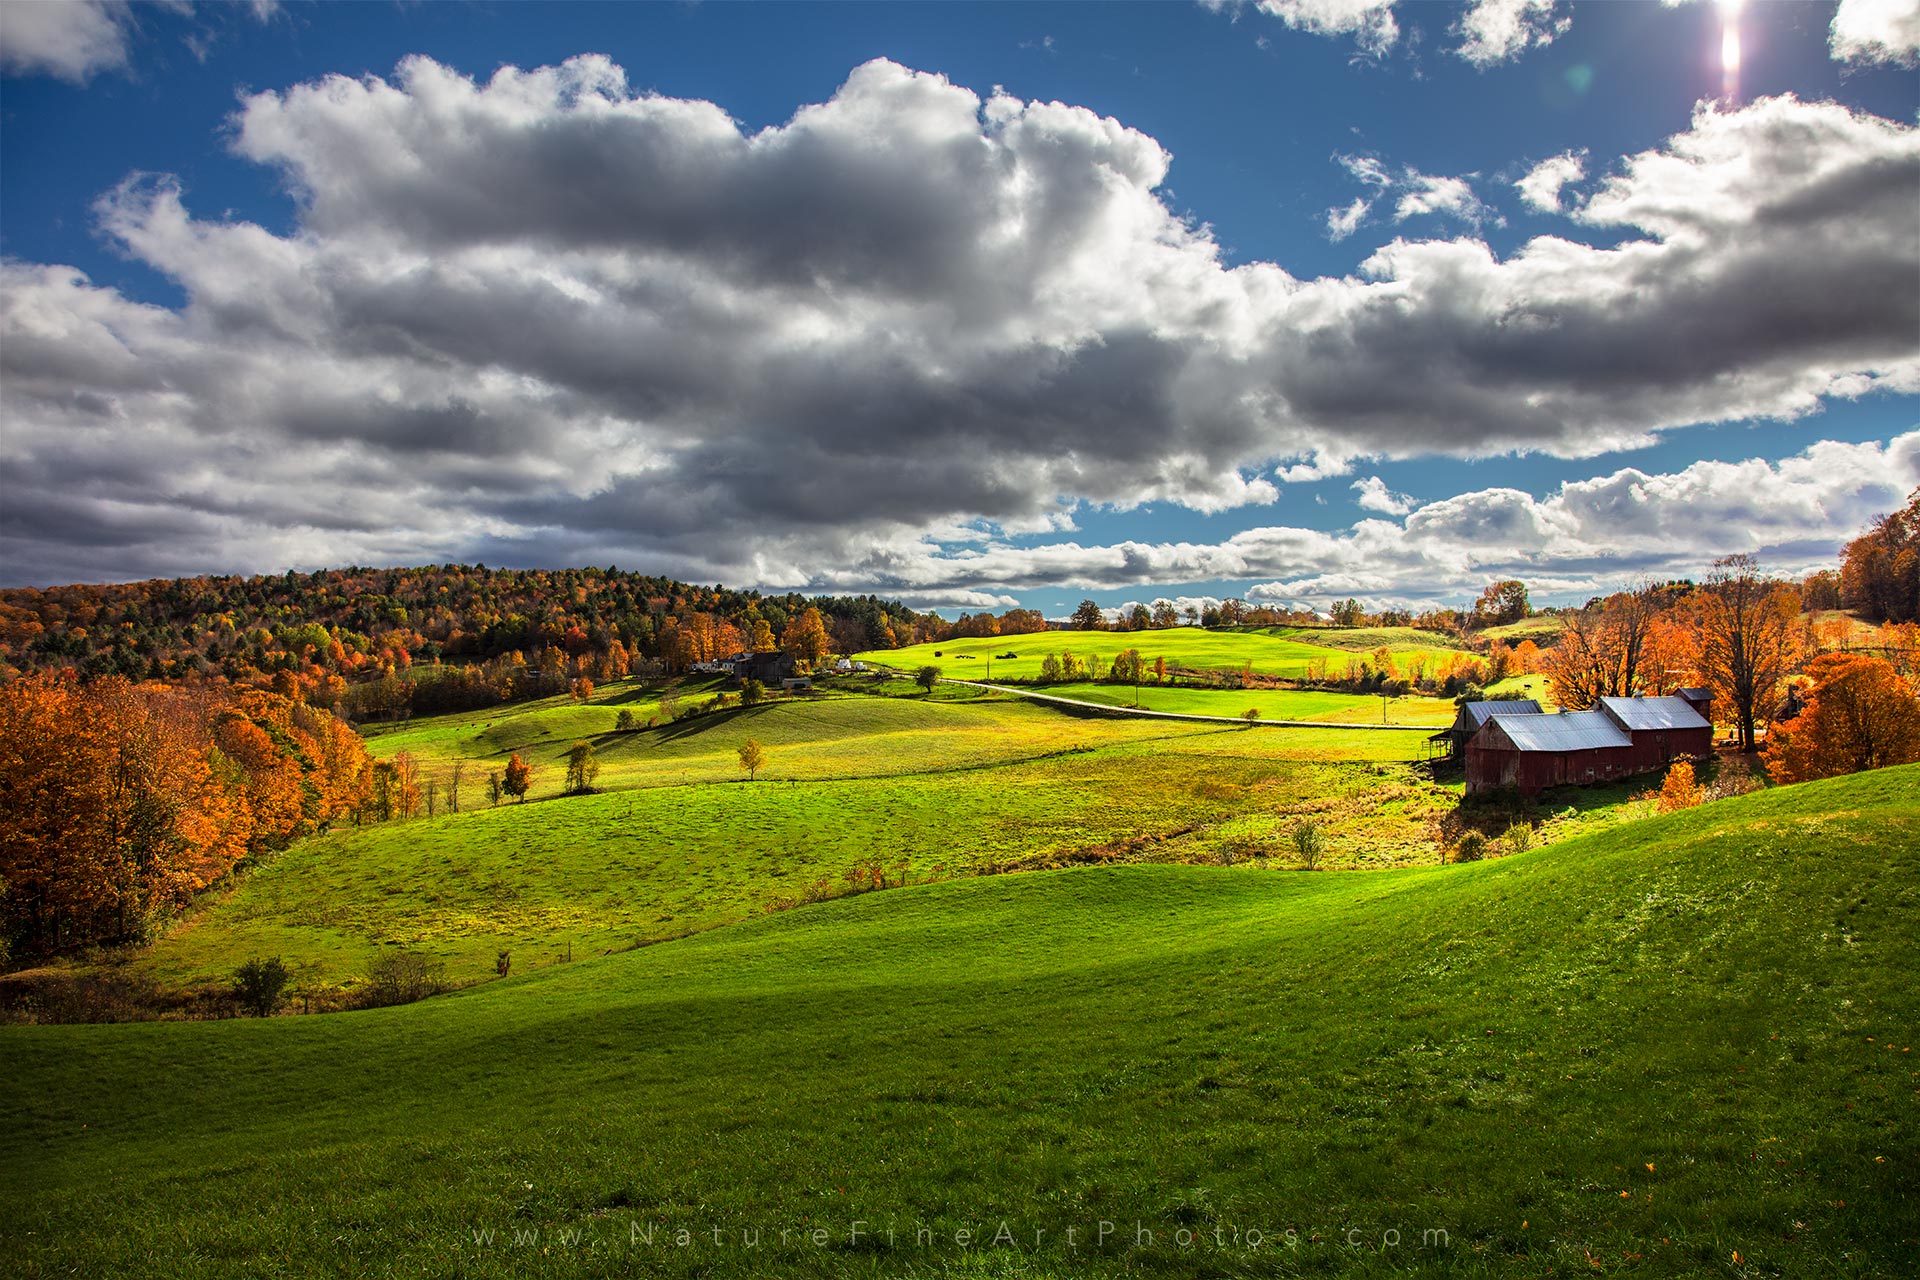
[4,766,1914,1277]
[1029,681,1460,725]
[857,625,1469,682]
[133,693,1485,989]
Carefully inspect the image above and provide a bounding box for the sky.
[1,0,1916,618]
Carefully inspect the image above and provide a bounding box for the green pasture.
[856,626,1469,682]
[1029,681,1460,725]
[141,695,1463,988]
[3,766,1914,1277]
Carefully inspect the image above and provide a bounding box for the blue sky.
[2,0,1916,616]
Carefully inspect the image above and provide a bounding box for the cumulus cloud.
[0,0,131,83]
[1254,0,1400,57]
[1830,0,1920,66]
[1,59,1916,594]
[1453,0,1570,67]
[810,432,1918,609]
[1351,475,1417,515]
[1514,149,1586,213]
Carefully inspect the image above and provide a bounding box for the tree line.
[0,675,371,961]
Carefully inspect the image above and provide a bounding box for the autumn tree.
[1840,487,1920,624]
[1110,649,1145,684]
[563,740,600,794]
[1762,653,1920,782]
[1471,580,1530,628]
[750,618,777,651]
[571,676,594,703]
[1688,556,1802,752]
[781,607,830,664]
[503,753,533,802]
[1039,653,1063,683]
[1330,599,1364,627]
[738,737,766,781]
[1151,600,1179,629]
[1072,600,1105,630]
[1545,586,1662,709]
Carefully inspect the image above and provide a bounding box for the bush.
[1291,819,1326,870]
[233,956,289,1017]
[360,951,445,1008]
[1453,830,1489,863]
[1495,823,1533,856]
[614,708,637,731]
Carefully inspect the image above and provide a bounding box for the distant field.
[857,625,1466,681]
[6,767,1914,1278]
[1029,680,1460,726]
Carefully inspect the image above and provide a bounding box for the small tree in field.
[1656,760,1704,813]
[487,770,503,807]
[615,707,637,731]
[1243,706,1261,723]
[738,737,766,781]
[233,956,289,1017]
[915,665,942,695]
[571,677,594,703]
[563,740,599,794]
[1291,819,1325,870]
[503,752,533,802]
[741,678,766,706]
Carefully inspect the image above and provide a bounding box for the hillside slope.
[2,766,1914,1277]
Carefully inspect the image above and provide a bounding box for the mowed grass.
[143,696,1453,988]
[2,766,1914,1278]
[858,625,1466,682]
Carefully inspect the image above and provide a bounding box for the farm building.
[730,650,796,685]
[1430,698,1545,757]
[1465,695,1713,796]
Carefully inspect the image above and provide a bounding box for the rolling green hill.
[857,626,1467,682]
[4,766,1913,1277]
[139,694,1460,989]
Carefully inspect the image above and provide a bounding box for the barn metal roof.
[1675,687,1711,701]
[1485,709,1631,752]
[1458,698,1544,729]
[1598,696,1712,732]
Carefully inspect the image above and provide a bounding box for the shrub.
[1243,707,1261,722]
[1453,830,1489,863]
[360,951,445,1008]
[1495,824,1533,857]
[614,708,637,731]
[232,956,289,1017]
[1291,819,1325,870]
[1656,760,1704,813]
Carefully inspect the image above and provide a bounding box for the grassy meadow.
[3,766,1915,1277]
[856,624,1470,682]
[141,690,1477,990]
[1028,681,1460,725]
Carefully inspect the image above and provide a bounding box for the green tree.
[1039,653,1064,683]
[915,665,942,695]
[563,740,599,794]
[740,678,766,706]
[738,737,766,781]
[233,956,289,1017]
[1072,600,1105,630]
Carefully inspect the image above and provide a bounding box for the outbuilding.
[1464,694,1713,797]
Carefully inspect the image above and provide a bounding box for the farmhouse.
[730,650,796,685]
[1465,695,1714,797]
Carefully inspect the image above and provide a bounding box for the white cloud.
[0,0,130,83]
[1336,151,1393,188]
[1515,149,1586,213]
[1254,0,1399,57]
[1351,475,1417,515]
[1392,169,1494,225]
[1830,0,1920,66]
[0,60,1915,594]
[1325,196,1371,240]
[1453,0,1571,68]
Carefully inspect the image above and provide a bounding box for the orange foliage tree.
[0,673,368,956]
[1762,653,1920,783]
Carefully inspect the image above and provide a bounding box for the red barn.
[1465,695,1713,797]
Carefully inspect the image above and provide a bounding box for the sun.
[1718,0,1744,98]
